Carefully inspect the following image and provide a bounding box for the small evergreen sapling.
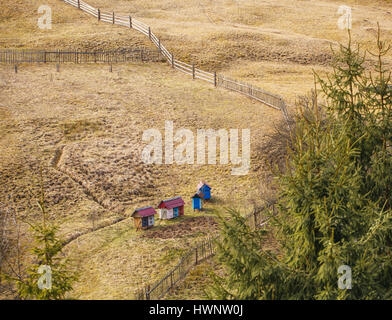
[2,170,77,299]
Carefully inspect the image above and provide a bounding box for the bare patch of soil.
[140,216,219,239]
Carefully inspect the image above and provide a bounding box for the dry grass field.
[1,0,391,104]
[0,62,279,299]
[0,0,391,299]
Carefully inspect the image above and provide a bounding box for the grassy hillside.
[0,62,279,298]
[1,0,391,104]
[1,0,390,299]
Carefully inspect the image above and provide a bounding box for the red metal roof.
[132,206,157,217]
[158,197,185,209]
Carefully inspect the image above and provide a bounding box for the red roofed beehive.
[158,197,185,220]
[131,206,157,230]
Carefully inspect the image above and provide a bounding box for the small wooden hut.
[192,193,202,211]
[197,181,211,200]
[131,206,157,230]
[158,197,185,220]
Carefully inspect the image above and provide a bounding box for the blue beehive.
[192,193,202,211]
[197,181,211,200]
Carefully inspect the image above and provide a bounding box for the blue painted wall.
[200,185,211,199]
[193,197,201,210]
[142,217,148,228]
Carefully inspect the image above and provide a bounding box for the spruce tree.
[210,30,392,300]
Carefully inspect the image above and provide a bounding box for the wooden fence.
[136,236,217,300]
[59,0,288,115]
[218,75,285,111]
[136,204,275,300]
[0,48,163,64]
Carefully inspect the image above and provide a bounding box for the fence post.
[158,39,161,55]
[195,247,198,265]
[44,51,47,63]
[146,285,150,300]
[214,72,217,87]
[14,64,17,74]
[254,210,257,229]
[280,101,289,123]
[98,9,100,21]
[171,53,174,68]
[192,64,195,79]
[148,27,151,40]
[77,0,80,9]
[112,12,115,24]
[129,16,132,28]
[170,271,173,288]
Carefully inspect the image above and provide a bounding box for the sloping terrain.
[0,62,279,298]
[1,0,391,104]
[1,0,390,299]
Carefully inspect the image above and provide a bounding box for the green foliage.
[1,172,77,300]
[210,29,392,300]
[209,210,293,300]
[318,28,392,210]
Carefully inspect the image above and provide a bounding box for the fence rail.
[49,0,285,299]
[57,0,288,116]
[218,75,285,111]
[136,204,275,300]
[136,236,217,300]
[0,48,163,64]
